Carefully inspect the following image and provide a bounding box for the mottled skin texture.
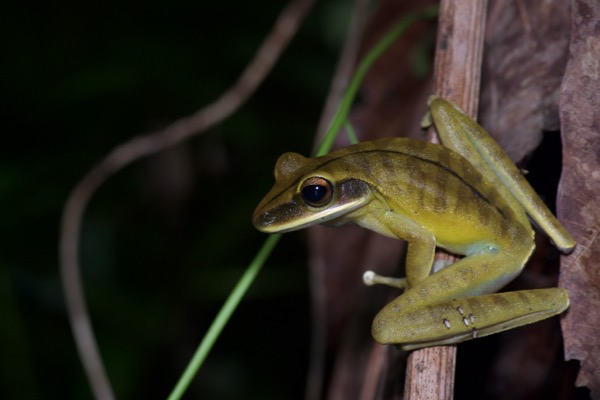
[253,97,575,351]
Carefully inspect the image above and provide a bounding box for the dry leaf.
[558,0,600,397]
[479,0,570,162]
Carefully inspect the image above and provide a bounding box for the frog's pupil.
[302,184,327,203]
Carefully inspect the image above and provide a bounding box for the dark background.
[1,1,348,398]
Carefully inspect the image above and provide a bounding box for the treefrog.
[253,96,575,351]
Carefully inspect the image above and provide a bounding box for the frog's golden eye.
[301,177,333,207]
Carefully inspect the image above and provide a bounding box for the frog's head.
[253,151,372,233]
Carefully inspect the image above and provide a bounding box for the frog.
[252,96,575,351]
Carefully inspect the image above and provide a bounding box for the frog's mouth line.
[253,179,371,233]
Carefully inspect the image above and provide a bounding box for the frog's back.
[326,138,532,255]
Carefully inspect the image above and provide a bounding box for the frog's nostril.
[262,212,275,225]
[253,210,275,231]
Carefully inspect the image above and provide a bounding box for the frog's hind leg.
[372,288,569,351]
[370,249,569,349]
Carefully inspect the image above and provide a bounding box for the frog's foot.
[363,270,407,290]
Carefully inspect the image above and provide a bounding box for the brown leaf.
[480,0,570,162]
[558,1,600,397]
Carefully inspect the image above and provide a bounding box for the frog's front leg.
[371,248,570,351]
[355,208,437,288]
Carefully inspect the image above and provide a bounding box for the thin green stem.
[167,5,439,399]
[167,234,281,400]
[315,5,438,156]
[344,121,359,144]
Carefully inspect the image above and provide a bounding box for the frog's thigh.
[407,249,526,307]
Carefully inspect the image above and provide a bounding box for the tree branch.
[404,0,487,398]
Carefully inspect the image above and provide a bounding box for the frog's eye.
[301,177,333,207]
